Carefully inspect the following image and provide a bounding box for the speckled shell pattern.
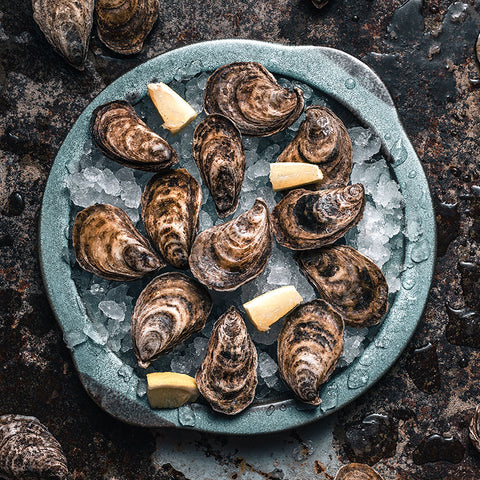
[203,62,304,136]
[189,198,272,291]
[196,306,258,415]
[32,0,94,69]
[141,169,202,270]
[271,184,365,250]
[90,100,178,171]
[72,204,164,281]
[469,404,480,453]
[0,414,68,480]
[296,246,388,328]
[192,114,246,218]
[335,463,384,480]
[277,300,344,405]
[131,272,212,368]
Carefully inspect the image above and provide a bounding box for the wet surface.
[412,434,465,465]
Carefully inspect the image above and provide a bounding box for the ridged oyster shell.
[277,300,344,405]
[0,414,68,480]
[189,198,272,291]
[91,100,178,171]
[141,169,202,269]
[204,62,304,136]
[469,404,480,453]
[192,114,245,218]
[196,306,258,415]
[271,184,365,250]
[131,272,212,368]
[73,204,164,281]
[335,463,384,480]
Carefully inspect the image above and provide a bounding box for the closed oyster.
[196,306,258,415]
[277,300,344,405]
[204,62,304,136]
[32,0,93,69]
[131,272,212,368]
[73,204,164,281]
[277,106,352,187]
[192,114,245,218]
[335,463,384,480]
[91,100,178,171]
[469,404,480,452]
[0,414,68,480]
[141,169,202,269]
[272,184,365,250]
[96,0,159,55]
[296,246,388,328]
[189,198,272,291]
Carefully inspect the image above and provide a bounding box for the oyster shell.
[141,169,202,269]
[204,62,304,136]
[95,0,159,55]
[277,299,344,405]
[73,204,164,281]
[131,272,212,368]
[271,184,365,250]
[189,198,272,291]
[196,306,258,415]
[91,100,178,171]
[296,246,388,328]
[192,114,245,218]
[335,463,384,480]
[32,0,93,69]
[0,414,68,480]
[469,404,480,452]
[277,106,352,187]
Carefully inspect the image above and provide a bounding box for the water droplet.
[345,78,356,89]
[408,170,417,178]
[385,133,391,140]
[266,405,275,416]
[178,404,196,427]
[391,138,408,166]
[411,238,431,263]
[406,343,441,393]
[320,383,338,412]
[374,335,389,349]
[348,366,369,389]
[359,348,376,366]
[413,434,465,465]
[401,271,416,290]
[280,404,287,411]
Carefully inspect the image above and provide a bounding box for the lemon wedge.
[146,372,199,409]
[270,162,323,191]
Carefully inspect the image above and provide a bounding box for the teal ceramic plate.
[39,39,435,435]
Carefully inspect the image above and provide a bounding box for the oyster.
[189,198,272,291]
[95,0,159,55]
[196,306,258,415]
[277,300,344,405]
[469,404,480,452]
[131,272,212,368]
[73,204,164,281]
[192,114,245,218]
[0,414,68,480]
[271,184,365,250]
[91,100,178,171]
[277,106,352,187]
[141,169,202,269]
[204,62,304,136]
[32,0,93,69]
[296,246,388,328]
[335,463,384,480]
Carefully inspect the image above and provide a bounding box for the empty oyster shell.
[131,272,212,368]
[335,463,384,480]
[73,204,164,281]
[192,114,245,218]
[95,0,159,55]
[189,198,272,291]
[204,62,304,136]
[0,414,68,480]
[277,300,344,405]
[196,306,258,415]
[272,184,365,250]
[296,246,388,328]
[277,106,352,187]
[91,100,178,171]
[141,169,202,269]
[469,404,480,452]
[32,0,93,69]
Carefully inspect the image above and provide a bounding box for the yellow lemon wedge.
[146,372,199,409]
[270,162,323,191]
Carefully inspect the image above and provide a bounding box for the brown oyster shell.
[335,463,384,480]
[277,106,353,187]
[296,246,388,328]
[32,0,93,69]
[271,184,365,250]
[95,0,159,55]
[204,62,304,137]
[0,414,68,480]
[196,306,258,415]
[189,198,272,291]
[91,100,178,171]
[141,169,202,269]
[131,272,212,368]
[73,204,164,281]
[469,404,480,452]
[277,299,344,405]
[192,114,245,218]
